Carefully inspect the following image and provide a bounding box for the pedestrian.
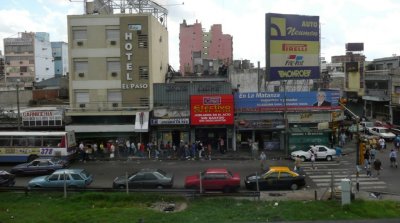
[389,149,398,168]
[370,146,377,162]
[310,149,316,169]
[131,141,137,156]
[198,141,204,159]
[259,151,267,171]
[110,143,115,159]
[218,137,225,154]
[207,142,212,160]
[125,139,131,156]
[394,135,400,151]
[251,141,258,160]
[294,155,302,172]
[99,142,105,157]
[366,161,372,177]
[339,132,347,147]
[79,141,85,162]
[364,149,370,169]
[373,158,382,176]
[378,137,386,150]
[335,145,342,163]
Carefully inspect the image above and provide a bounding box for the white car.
[367,127,396,141]
[291,145,336,162]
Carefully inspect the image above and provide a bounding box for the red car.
[184,168,241,193]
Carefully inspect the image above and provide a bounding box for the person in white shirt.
[378,137,386,150]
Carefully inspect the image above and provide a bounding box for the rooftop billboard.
[266,13,320,81]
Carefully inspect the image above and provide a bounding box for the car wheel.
[326,156,332,161]
[290,183,299,190]
[156,185,164,189]
[300,156,306,162]
[117,185,126,189]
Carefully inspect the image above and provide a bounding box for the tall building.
[179,20,233,75]
[65,1,169,141]
[3,32,54,86]
[51,42,69,78]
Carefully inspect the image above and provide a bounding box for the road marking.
[316,181,386,187]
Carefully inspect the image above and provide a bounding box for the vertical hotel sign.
[190,95,234,125]
[266,13,320,81]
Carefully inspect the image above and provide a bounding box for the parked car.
[0,170,15,187]
[367,126,396,141]
[113,168,173,189]
[245,166,305,190]
[27,169,93,189]
[374,120,394,130]
[10,158,68,176]
[184,168,240,193]
[361,121,375,133]
[291,145,336,162]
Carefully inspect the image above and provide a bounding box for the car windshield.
[380,129,390,133]
[156,169,167,176]
[80,170,90,178]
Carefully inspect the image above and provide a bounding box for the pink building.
[179,20,233,75]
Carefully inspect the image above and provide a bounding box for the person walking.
[259,151,267,171]
[310,149,316,169]
[366,161,372,177]
[294,155,302,172]
[379,137,386,150]
[373,158,382,176]
[370,146,377,162]
[389,149,398,168]
[251,141,258,160]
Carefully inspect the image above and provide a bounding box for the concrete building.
[3,32,54,87]
[65,2,169,141]
[179,20,233,75]
[51,42,69,78]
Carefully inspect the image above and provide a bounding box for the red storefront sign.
[190,94,234,125]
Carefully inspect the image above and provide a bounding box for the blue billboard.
[235,91,340,112]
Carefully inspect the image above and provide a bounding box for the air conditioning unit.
[20,73,23,75]
[110,40,116,45]
[77,41,83,46]
[79,104,86,108]
[19,61,23,64]
[112,103,118,107]
[111,72,118,77]
[78,72,85,77]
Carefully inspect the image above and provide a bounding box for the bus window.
[43,136,63,147]
[0,136,11,146]
[27,136,42,147]
[12,136,28,147]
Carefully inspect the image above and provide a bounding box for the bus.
[0,131,77,163]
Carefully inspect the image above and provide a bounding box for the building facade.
[51,42,69,78]
[65,13,169,141]
[179,20,233,75]
[3,32,54,87]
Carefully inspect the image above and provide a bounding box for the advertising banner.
[235,90,340,112]
[266,13,320,81]
[190,94,234,125]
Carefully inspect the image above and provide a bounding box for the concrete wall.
[0,90,32,109]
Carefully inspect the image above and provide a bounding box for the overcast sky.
[1,0,400,70]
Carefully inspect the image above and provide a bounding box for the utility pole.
[16,79,21,131]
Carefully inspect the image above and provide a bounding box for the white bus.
[0,131,77,163]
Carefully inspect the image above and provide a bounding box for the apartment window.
[139,66,148,79]
[74,61,88,73]
[20,67,28,72]
[138,35,148,48]
[106,29,120,40]
[107,90,122,103]
[107,61,120,73]
[73,29,87,40]
[75,91,89,105]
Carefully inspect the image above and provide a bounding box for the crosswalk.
[301,160,387,191]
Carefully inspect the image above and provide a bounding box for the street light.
[282,80,288,156]
[16,79,21,131]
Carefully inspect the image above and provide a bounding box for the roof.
[205,168,229,174]
[268,166,291,171]
[53,169,84,174]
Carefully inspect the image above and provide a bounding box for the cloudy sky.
[1,0,400,70]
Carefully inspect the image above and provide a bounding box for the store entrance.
[195,128,226,151]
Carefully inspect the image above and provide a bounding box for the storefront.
[190,94,234,151]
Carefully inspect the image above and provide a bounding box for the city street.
[2,142,399,197]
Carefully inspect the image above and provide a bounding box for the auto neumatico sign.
[190,94,234,125]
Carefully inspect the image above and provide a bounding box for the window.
[76,91,89,107]
[144,173,157,180]
[71,174,83,180]
[139,66,148,79]
[140,98,149,107]
[107,61,120,73]
[106,29,120,40]
[20,67,28,72]
[279,172,292,178]
[48,174,59,181]
[74,61,88,72]
[73,29,87,40]
[107,90,122,103]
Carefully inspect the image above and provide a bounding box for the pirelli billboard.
[265,13,320,81]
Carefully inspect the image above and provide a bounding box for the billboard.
[234,90,340,112]
[346,43,364,52]
[266,13,320,81]
[190,94,234,125]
